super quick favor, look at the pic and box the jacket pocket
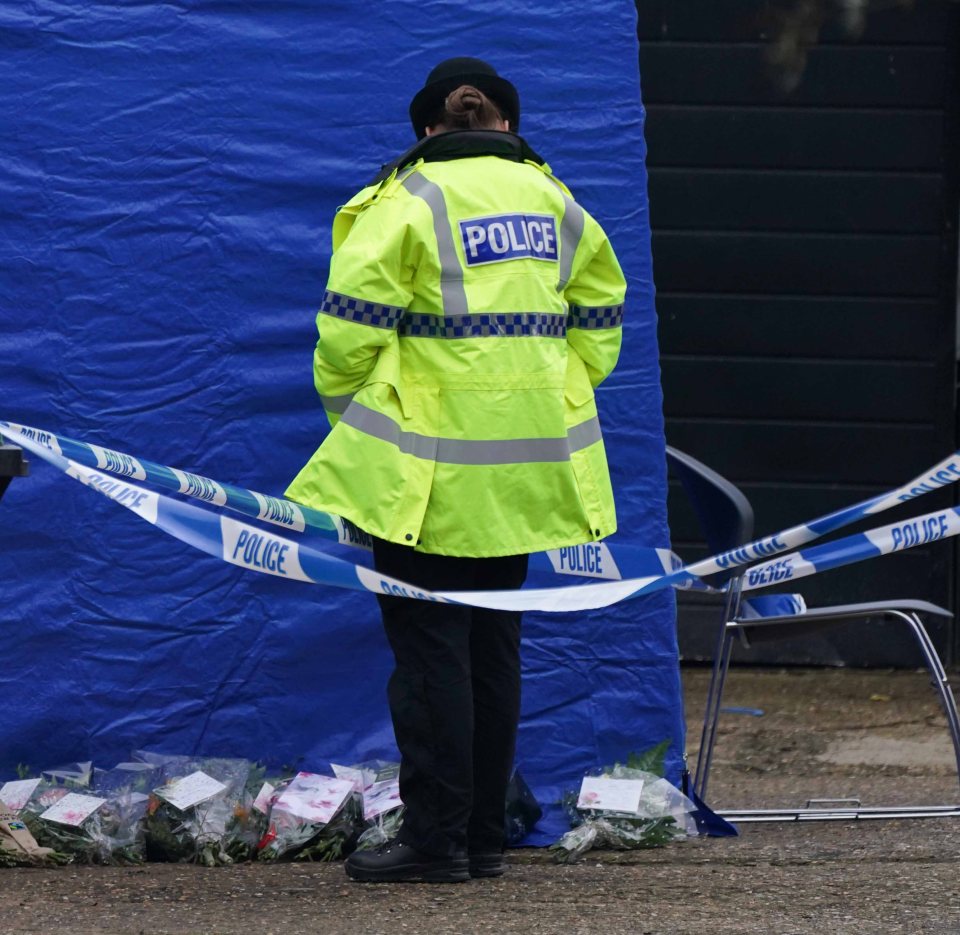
[564,348,596,412]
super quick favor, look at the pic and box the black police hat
[409,56,520,140]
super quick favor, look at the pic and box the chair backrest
[665,446,755,567]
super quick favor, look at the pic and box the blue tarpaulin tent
[0,0,680,843]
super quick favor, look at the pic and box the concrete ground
[4,666,960,934]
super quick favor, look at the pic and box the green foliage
[625,740,671,778]
[553,739,688,862]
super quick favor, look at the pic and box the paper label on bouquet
[156,770,227,810]
[36,787,69,809]
[272,772,354,824]
[373,763,400,782]
[363,779,402,820]
[0,779,41,812]
[576,777,644,814]
[329,764,364,793]
[40,792,107,826]
[252,782,276,814]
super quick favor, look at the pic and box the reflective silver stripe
[568,304,624,329]
[401,172,469,316]
[556,192,585,292]
[400,312,566,339]
[567,417,603,451]
[320,393,354,414]
[319,290,405,329]
[341,403,602,465]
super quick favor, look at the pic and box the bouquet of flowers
[256,771,358,861]
[0,780,65,867]
[0,774,45,816]
[331,760,405,851]
[135,752,259,866]
[551,742,698,864]
[17,762,150,865]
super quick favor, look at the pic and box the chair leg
[695,625,736,801]
[706,607,960,822]
[693,578,744,800]
[892,611,960,791]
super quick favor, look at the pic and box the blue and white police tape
[434,505,960,612]
[5,435,447,601]
[5,419,960,614]
[679,449,960,584]
[6,420,959,590]
[0,420,684,584]
[5,431,683,607]
[0,427,759,607]
[0,420,342,538]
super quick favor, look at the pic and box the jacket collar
[371,130,547,185]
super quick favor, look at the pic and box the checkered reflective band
[319,290,406,330]
[399,312,567,339]
[567,304,624,330]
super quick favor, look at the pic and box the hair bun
[446,85,484,113]
[438,84,504,130]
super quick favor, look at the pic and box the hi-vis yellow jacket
[285,131,626,557]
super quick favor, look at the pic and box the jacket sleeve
[313,192,421,426]
[562,209,626,389]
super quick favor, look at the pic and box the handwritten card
[272,772,354,825]
[576,776,645,815]
[155,770,227,811]
[0,779,41,812]
[40,792,106,827]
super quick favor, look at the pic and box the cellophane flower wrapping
[331,760,405,851]
[256,771,357,861]
[134,751,259,866]
[331,760,404,850]
[19,761,151,864]
[552,743,698,863]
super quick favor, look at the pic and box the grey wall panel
[645,108,944,170]
[652,231,940,296]
[666,420,938,484]
[641,46,946,107]
[648,170,943,233]
[662,358,938,422]
[638,1,954,44]
[641,0,960,664]
[657,296,940,360]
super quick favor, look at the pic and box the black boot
[345,839,469,883]
[468,852,505,878]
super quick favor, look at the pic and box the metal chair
[666,446,960,822]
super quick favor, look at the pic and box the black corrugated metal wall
[637,1,960,664]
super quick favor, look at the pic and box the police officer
[286,57,626,882]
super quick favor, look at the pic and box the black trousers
[372,537,529,858]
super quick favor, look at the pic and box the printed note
[272,772,354,824]
[155,771,227,810]
[576,776,644,814]
[40,792,106,827]
[0,778,41,812]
